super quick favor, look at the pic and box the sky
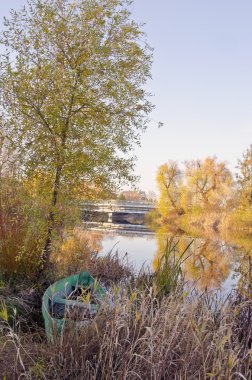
[0,0,252,193]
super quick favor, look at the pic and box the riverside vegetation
[0,178,251,378]
[0,0,251,378]
[0,167,251,378]
[146,147,251,295]
[0,234,251,379]
[153,146,252,236]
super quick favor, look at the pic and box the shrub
[0,177,46,282]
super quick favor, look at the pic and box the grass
[0,189,251,379]
[0,289,251,379]
[154,238,194,298]
[0,178,47,283]
[0,300,8,322]
[0,249,251,380]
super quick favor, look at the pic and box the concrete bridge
[81,200,155,224]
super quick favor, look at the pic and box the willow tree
[0,0,153,268]
[184,157,233,210]
[236,145,252,208]
[156,161,184,217]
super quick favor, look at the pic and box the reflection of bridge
[81,200,156,224]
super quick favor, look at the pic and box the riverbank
[147,207,252,240]
[0,249,251,379]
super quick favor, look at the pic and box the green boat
[42,271,106,340]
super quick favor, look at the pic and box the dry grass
[0,178,47,283]
[51,228,134,288]
[0,203,251,379]
[0,286,251,380]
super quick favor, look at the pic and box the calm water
[85,222,251,293]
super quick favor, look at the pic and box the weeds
[0,177,47,283]
[0,288,251,379]
[154,238,193,298]
[0,217,251,379]
[0,300,8,322]
[0,246,251,379]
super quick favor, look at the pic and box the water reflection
[100,232,156,270]
[153,234,234,291]
[227,231,252,298]
[85,222,251,293]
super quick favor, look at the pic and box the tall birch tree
[0,0,153,268]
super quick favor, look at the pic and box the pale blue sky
[1,0,251,192]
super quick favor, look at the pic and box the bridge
[81,200,156,224]
[81,200,155,213]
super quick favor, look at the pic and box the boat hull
[42,271,106,340]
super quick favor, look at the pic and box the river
[84,221,252,293]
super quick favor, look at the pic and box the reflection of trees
[182,240,231,290]
[153,227,232,291]
[52,228,103,276]
[153,227,180,271]
[237,254,252,299]
[228,232,252,298]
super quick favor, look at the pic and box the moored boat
[42,271,106,340]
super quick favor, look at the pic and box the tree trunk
[41,106,70,273]
[42,164,62,271]
[166,189,183,215]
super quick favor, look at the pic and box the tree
[0,0,153,269]
[184,157,232,210]
[156,161,184,217]
[236,145,252,208]
[0,119,17,180]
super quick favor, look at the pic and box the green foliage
[154,238,193,297]
[0,0,153,269]
[0,0,153,198]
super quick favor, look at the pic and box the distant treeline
[154,145,252,233]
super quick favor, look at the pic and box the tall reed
[1,289,251,379]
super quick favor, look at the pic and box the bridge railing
[82,200,155,204]
[80,200,156,212]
